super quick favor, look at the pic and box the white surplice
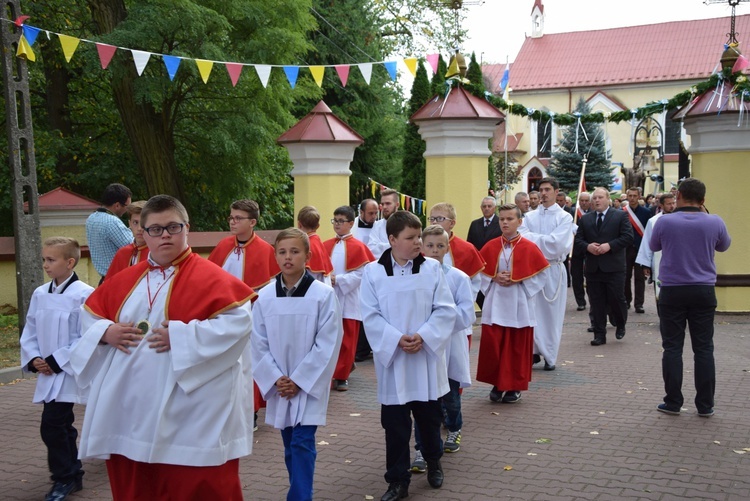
[519,203,574,366]
[330,237,366,321]
[366,219,390,259]
[70,267,254,466]
[251,277,343,429]
[352,217,374,246]
[360,255,455,405]
[636,212,664,297]
[442,265,475,388]
[20,279,94,404]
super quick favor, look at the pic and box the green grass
[0,315,20,369]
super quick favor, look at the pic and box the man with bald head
[353,198,379,246]
[467,196,502,251]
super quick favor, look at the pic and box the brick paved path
[2,288,749,500]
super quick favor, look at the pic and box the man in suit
[571,192,591,310]
[622,187,652,313]
[467,196,502,251]
[575,187,633,346]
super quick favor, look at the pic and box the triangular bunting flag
[195,59,214,84]
[426,53,439,74]
[58,34,80,63]
[357,63,372,85]
[22,25,40,46]
[733,55,749,73]
[131,50,151,76]
[383,61,398,81]
[370,179,377,198]
[162,55,181,81]
[446,56,460,78]
[13,15,30,27]
[283,66,299,88]
[16,35,35,62]
[399,193,405,209]
[403,58,418,77]
[309,66,325,87]
[225,63,243,87]
[96,43,117,70]
[255,65,271,88]
[335,65,350,87]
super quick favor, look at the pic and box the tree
[372,0,464,55]
[401,60,430,199]
[430,54,447,96]
[548,97,612,193]
[465,51,485,97]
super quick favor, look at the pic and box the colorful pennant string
[368,178,427,216]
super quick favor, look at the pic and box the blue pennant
[162,55,181,81]
[284,66,299,88]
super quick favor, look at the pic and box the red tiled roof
[483,14,750,92]
[24,187,99,213]
[410,86,504,122]
[531,0,544,14]
[277,101,364,144]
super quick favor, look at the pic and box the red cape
[449,234,486,278]
[323,234,375,272]
[85,247,256,323]
[480,235,549,282]
[207,233,280,290]
[106,242,149,281]
[306,232,334,276]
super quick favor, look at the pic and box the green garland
[459,68,750,126]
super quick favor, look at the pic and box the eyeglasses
[144,223,185,237]
[331,219,352,225]
[427,216,452,223]
[227,216,252,223]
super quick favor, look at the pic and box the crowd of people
[19,177,730,501]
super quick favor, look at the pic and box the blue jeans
[415,379,461,450]
[659,285,717,413]
[280,425,317,501]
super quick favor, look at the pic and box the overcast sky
[461,0,743,65]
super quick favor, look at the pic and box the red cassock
[448,233,485,278]
[476,235,548,391]
[105,242,149,281]
[306,232,334,277]
[207,233,279,412]
[207,233,280,290]
[323,235,375,381]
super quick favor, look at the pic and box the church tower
[531,0,545,38]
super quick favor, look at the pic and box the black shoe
[590,338,606,346]
[336,379,349,391]
[635,306,645,314]
[426,460,444,488]
[587,326,595,333]
[489,386,503,402]
[381,482,409,501]
[532,354,542,365]
[544,362,555,371]
[577,304,586,311]
[501,391,522,403]
[616,326,626,340]
[45,480,78,501]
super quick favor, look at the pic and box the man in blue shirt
[85,183,133,282]
[650,178,731,418]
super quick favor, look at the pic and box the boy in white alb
[323,206,375,391]
[21,237,94,501]
[70,195,255,500]
[360,211,455,501]
[410,225,475,471]
[252,228,343,501]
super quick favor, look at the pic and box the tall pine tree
[466,52,485,97]
[548,97,612,193]
[401,61,431,199]
[430,54,448,96]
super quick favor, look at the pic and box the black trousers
[659,285,717,413]
[571,254,586,306]
[381,400,443,485]
[625,246,645,308]
[355,322,371,359]
[41,401,83,484]
[586,269,627,339]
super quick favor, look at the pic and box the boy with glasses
[323,206,375,391]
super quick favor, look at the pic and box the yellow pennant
[371,180,377,198]
[445,56,460,79]
[309,66,325,87]
[16,35,35,62]
[399,193,405,209]
[195,59,214,84]
[58,34,80,63]
[403,58,418,77]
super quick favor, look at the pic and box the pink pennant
[426,53,439,74]
[335,65,350,87]
[733,55,749,73]
[96,43,117,70]
[225,63,243,87]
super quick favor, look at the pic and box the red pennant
[96,43,117,70]
[225,63,243,87]
[14,15,30,27]
[733,55,749,73]
[335,65,350,87]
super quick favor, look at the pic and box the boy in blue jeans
[361,211,455,501]
[20,237,94,501]
[251,228,343,501]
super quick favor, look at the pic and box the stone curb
[0,366,29,385]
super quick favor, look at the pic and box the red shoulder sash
[449,234,486,278]
[480,235,549,282]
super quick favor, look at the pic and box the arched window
[528,167,543,192]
